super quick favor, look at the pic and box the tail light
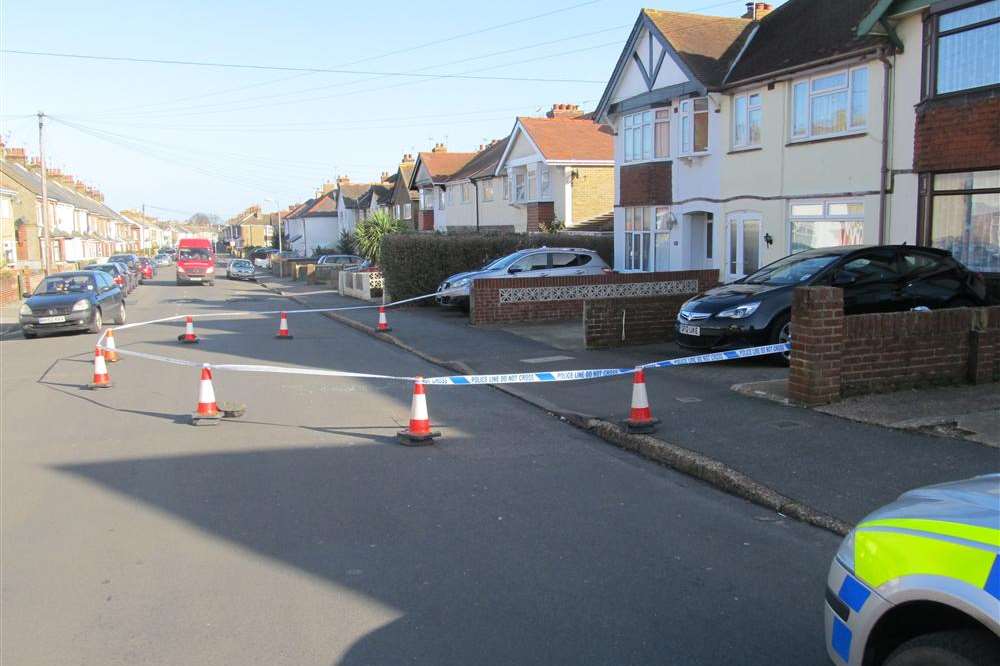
[114,276,124,285]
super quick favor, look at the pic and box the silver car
[317,254,364,266]
[226,259,256,280]
[437,247,610,310]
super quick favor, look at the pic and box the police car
[825,474,999,665]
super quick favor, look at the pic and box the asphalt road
[1,267,841,665]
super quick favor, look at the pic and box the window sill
[727,146,763,155]
[621,157,672,166]
[677,152,710,160]
[786,131,866,147]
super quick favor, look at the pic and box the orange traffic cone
[275,311,293,339]
[624,367,659,433]
[191,364,222,425]
[377,306,391,332]
[178,316,199,344]
[397,377,439,445]
[88,347,112,389]
[103,328,120,362]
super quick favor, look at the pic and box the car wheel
[22,330,37,339]
[115,303,127,325]
[770,313,791,366]
[88,308,103,334]
[884,629,1000,666]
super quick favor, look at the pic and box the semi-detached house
[596,0,998,285]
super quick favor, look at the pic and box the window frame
[789,66,869,142]
[924,0,1000,99]
[732,91,763,149]
[482,179,494,202]
[622,108,671,163]
[679,97,710,156]
[787,199,866,254]
[925,168,1000,274]
[623,206,673,272]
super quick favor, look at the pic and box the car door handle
[574,269,584,274]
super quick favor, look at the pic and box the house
[857,0,999,284]
[494,104,615,232]
[437,138,519,232]
[285,188,338,256]
[335,179,377,238]
[225,206,274,256]
[387,155,418,229]
[408,144,477,231]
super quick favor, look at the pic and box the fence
[339,271,384,301]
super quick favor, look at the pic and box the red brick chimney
[546,103,584,119]
[431,143,447,153]
[742,2,773,19]
[74,180,89,195]
[28,157,42,173]
[337,175,351,187]
[4,146,27,166]
[380,170,390,182]
[400,153,414,165]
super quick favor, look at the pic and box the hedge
[380,232,614,301]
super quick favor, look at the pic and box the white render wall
[885,11,923,245]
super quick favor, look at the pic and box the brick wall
[419,209,434,231]
[0,269,42,305]
[914,92,1000,172]
[789,286,1000,405]
[619,162,671,207]
[525,202,554,232]
[584,294,693,348]
[571,167,614,224]
[471,270,717,327]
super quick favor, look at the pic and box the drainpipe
[878,49,893,245]
[472,180,481,232]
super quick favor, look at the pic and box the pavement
[0,299,23,337]
[258,273,1000,529]
[2,266,842,664]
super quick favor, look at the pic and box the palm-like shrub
[337,229,357,255]
[355,211,406,263]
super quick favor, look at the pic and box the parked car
[226,259,256,280]
[90,263,132,294]
[675,245,990,363]
[19,271,126,338]
[316,254,364,266]
[109,253,140,279]
[250,247,279,269]
[176,238,216,285]
[137,256,157,282]
[437,247,611,310]
[824,474,999,666]
[154,253,172,266]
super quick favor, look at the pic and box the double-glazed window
[930,0,1000,95]
[732,92,762,148]
[460,182,472,204]
[403,203,412,219]
[680,98,708,154]
[791,67,868,140]
[622,109,670,162]
[929,169,999,273]
[420,188,434,210]
[624,206,672,271]
[789,200,865,253]
[482,179,494,202]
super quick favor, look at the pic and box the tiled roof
[643,9,753,88]
[725,0,885,84]
[516,117,614,162]
[447,138,509,182]
[0,159,123,221]
[339,183,374,209]
[301,190,338,217]
[416,151,477,182]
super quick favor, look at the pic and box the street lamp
[263,197,282,253]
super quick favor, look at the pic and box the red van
[175,238,216,286]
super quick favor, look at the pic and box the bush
[355,211,406,263]
[337,230,356,255]
[380,232,614,301]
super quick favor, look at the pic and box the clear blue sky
[1,0,782,220]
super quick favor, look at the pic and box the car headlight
[453,277,471,288]
[19,303,32,316]
[177,265,186,272]
[717,301,761,319]
[206,267,215,273]
[836,529,856,572]
[72,299,91,311]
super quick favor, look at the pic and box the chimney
[742,2,772,20]
[380,170,391,182]
[46,168,62,180]
[546,103,583,119]
[337,174,351,187]
[400,153,414,165]
[56,173,75,187]
[317,180,337,196]
[28,157,42,173]
[4,146,27,166]
[431,143,447,153]
[74,180,89,195]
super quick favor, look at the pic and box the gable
[608,24,690,106]
[506,128,541,163]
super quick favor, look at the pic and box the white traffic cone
[89,347,112,389]
[624,367,659,433]
[377,306,391,332]
[103,328,120,362]
[275,311,293,339]
[178,316,199,344]
[397,377,439,445]
[191,364,222,425]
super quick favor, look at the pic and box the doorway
[726,212,761,280]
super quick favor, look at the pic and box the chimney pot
[431,143,447,152]
[4,146,27,166]
[546,103,583,118]
[742,2,772,19]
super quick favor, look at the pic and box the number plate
[188,276,202,281]
[678,324,700,336]
[38,315,66,324]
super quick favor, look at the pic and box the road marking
[520,355,574,364]
[675,396,702,403]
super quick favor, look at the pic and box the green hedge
[380,233,614,301]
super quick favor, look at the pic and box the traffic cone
[377,306,391,332]
[397,377,439,445]
[88,347,112,389]
[275,311,293,339]
[177,316,199,344]
[624,367,659,433]
[191,364,222,425]
[103,328,120,362]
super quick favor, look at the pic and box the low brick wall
[789,286,1000,405]
[1,269,44,305]
[470,270,717,327]
[585,295,690,348]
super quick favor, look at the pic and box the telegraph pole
[38,112,52,275]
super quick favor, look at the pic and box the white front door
[726,213,761,280]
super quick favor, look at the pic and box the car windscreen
[482,252,527,271]
[179,248,212,260]
[34,275,95,294]
[92,265,117,274]
[742,253,841,286]
[232,261,252,268]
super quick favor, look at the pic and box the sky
[0,0,784,220]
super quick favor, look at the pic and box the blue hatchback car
[19,271,126,339]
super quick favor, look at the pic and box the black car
[109,253,141,280]
[19,271,126,339]
[90,263,131,293]
[675,245,990,362]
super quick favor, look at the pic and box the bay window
[680,98,709,154]
[931,0,1000,95]
[503,176,510,201]
[791,66,868,140]
[929,170,999,274]
[527,168,537,200]
[622,108,670,162]
[438,189,445,210]
[789,200,865,252]
[420,188,433,210]
[624,206,673,272]
[513,172,525,202]
[732,92,762,148]
[540,166,550,198]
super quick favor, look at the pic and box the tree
[188,212,220,226]
[337,229,356,255]
[354,211,406,264]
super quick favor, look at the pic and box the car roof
[45,271,98,278]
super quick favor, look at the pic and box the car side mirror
[833,272,856,286]
[22,292,30,299]
[508,267,523,274]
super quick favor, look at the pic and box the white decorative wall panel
[498,279,698,304]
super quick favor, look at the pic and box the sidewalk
[258,275,998,531]
[0,300,22,337]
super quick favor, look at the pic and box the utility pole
[38,112,52,275]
